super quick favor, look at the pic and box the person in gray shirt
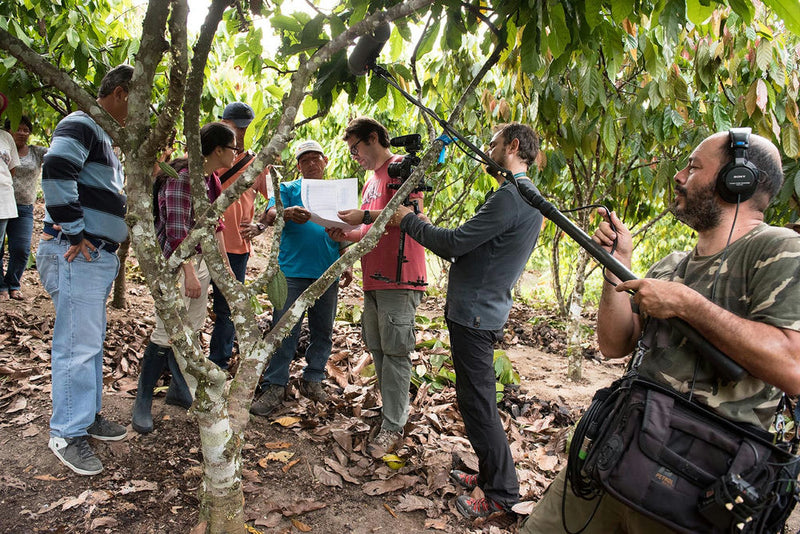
[390,123,543,519]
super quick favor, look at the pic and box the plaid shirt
[156,167,224,259]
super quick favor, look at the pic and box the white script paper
[300,178,359,230]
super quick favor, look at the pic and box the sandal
[9,290,23,301]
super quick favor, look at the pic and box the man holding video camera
[390,122,544,519]
[521,129,800,533]
[332,117,427,458]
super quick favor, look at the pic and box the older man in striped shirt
[37,64,132,476]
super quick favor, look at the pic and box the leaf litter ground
[0,214,704,534]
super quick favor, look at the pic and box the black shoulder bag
[567,346,800,534]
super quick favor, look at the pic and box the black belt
[43,223,120,254]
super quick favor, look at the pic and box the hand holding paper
[300,178,359,230]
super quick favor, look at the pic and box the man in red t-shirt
[330,117,426,457]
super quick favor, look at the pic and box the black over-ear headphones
[715,127,759,203]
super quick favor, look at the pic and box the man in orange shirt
[210,102,270,369]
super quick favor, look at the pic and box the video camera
[387,134,423,181]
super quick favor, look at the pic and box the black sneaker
[455,495,504,519]
[86,413,128,441]
[250,385,285,417]
[298,379,329,402]
[49,436,103,476]
[450,469,478,490]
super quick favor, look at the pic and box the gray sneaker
[367,428,403,458]
[250,385,285,417]
[86,413,128,441]
[49,436,103,476]
[298,379,329,402]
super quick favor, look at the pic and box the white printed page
[300,178,359,230]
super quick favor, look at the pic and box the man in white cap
[250,140,352,416]
[209,102,269,370]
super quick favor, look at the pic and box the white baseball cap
[295,140,325,160]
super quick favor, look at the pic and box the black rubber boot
[165,349,193,409]
[131,342,168,434]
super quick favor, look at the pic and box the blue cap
[221,102,255,128]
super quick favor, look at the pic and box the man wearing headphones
[522,129,800,533]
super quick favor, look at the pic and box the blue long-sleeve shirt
[42,111,127,245]
[401,178,543,330]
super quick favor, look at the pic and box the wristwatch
[362,210,372,224]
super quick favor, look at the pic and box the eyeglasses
[226,145,242,155]
[348,138,363,156]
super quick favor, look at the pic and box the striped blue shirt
[42,111,127,245]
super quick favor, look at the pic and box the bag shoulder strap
[219,151,255,185]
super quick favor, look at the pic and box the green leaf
[546,4,570,58]
[610,0,634,22]
[755,39,772,72]
[267,270,288,310]
[686,0,716,25]
[66,27,79,48]
[782,125,800,159]
[601,115,617,154]
[520,23,542,73]
[270,14,303,33]
[301,95,318,118]
[729,0,755,24]
[430,352,447,373]
[764,0,800,36]
[580,67,599,108]
[416,20,440,58]
[584,0,604,29]
[712,104,732,132]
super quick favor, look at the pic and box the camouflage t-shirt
[637,223,800,429]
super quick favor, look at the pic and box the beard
[671,181,722,232]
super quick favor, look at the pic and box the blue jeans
[261,277,338,387]
[0,204,34,291]
[209,252,249,369]
[37,237,119,438]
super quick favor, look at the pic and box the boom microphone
[348,22,391,76]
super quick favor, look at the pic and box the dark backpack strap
[219,151,255,185]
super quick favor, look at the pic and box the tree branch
[0,27,121,144]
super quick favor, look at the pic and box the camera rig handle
[368,63,747,382]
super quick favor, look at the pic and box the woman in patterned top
[2,115,47,300]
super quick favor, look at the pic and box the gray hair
[98,65,134,98]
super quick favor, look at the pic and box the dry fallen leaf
[254,512,283,528]
[89,517,119,530]
[395,494,434,513]
[267,451,294,463]
[5,396,26,414]
[424,518,449,531]
[312,465,343,488]
[272,416,301,427]
[117,480,158,494]
[362,475,419,496]
[62,490,91,510]
[282,499,327,516]
[291,518,312,532]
